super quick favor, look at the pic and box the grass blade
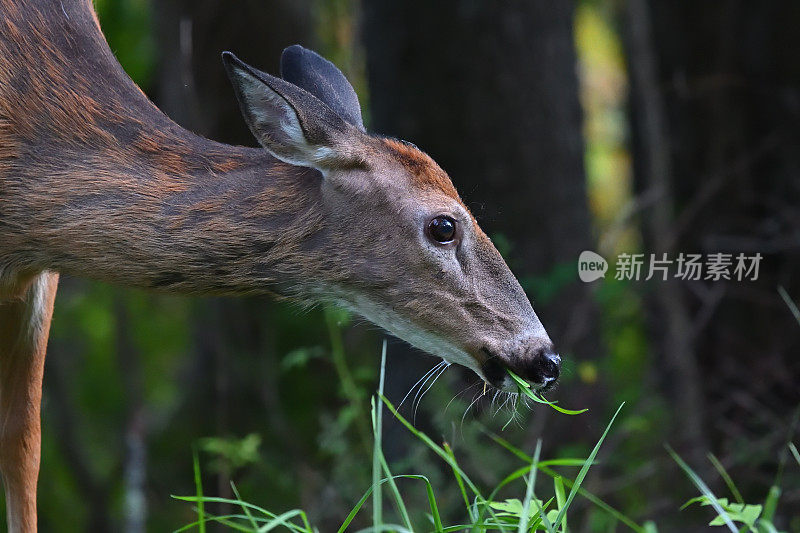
[353,525,414,533]
[258,510,308,533]
[507,370,587,415]
[486,431,644,533]
[397,474,443,532]
[707,453,744,505]
[762,485,781,523]
[372,341,414,530]
[778,286,800,325]
[173,514,258,533]
[554,476,566,533]
[173,497,283,520]
[475,465,535,527]
[380,394,483,499]
[444,443,473,519]
[379,395,509,531]
[193,447,206,533]
[666,445,737,533]
[526,392,589,415]
[337,475,441,533]
[789,442,800,467]
[643,521,658,533]
[372,341,387,530]
[230,482,259,531]
[518,440,541,533]
[376,449,413,529]
[552,403,625,530]
[338,479,383,533]
[521,440,555,533]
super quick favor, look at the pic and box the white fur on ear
[230,68,338,168]
[224,52,361,173]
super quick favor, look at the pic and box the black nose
[512,347,561,385]
[540,350,561,382]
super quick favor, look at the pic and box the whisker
[522,395,532,409]
[460,390,483,438]
[409,361,446,413]
[413,362,450,423]
[492,392,506,417]
[498,393,512,416]
[445,381,480,414]
[503,404,516,428]
[509,394,525,429]
[461,390,483,427]
[398,361,444,410]
[512,405,524,429]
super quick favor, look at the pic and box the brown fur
[0,272,58,533]
[380,138,462,200]
[0,0,327,295]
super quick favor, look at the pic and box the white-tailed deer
[0,0,560,530]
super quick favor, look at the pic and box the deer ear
[280,45,365,131]
[222,51,363,171]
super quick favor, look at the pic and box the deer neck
[2,77,330,295]
[8,127,329,294]
[0,0,333,295]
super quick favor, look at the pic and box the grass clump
[171,286,800,532]
[174,342,631,532]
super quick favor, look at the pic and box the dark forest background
[8,0,799,531]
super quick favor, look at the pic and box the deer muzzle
[480,334,561,392]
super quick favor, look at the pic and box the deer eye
[427,216,457,243]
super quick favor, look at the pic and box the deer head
[223,46,560,392]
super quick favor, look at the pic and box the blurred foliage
[94,0,156,89]
[200,434,262,474]
[575,2,639,256]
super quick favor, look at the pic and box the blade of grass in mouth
[507,369,588,415]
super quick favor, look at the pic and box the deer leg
[0,271,59,533]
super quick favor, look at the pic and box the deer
[0,0,562,530]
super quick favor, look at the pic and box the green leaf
[680,495,711,511]
[281,346,326,371]
[490,498,525,515]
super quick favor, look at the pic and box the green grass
[173,359,800,532]
[173,350,800,532]
[173,290,800,532]
[173,343,634,532]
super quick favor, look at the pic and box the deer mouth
[479,350,513,390]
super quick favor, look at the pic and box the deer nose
[539,350,561,382]
[510,346,561,386]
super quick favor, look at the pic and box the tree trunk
[154,0,315,144]
[624,0,708,462]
